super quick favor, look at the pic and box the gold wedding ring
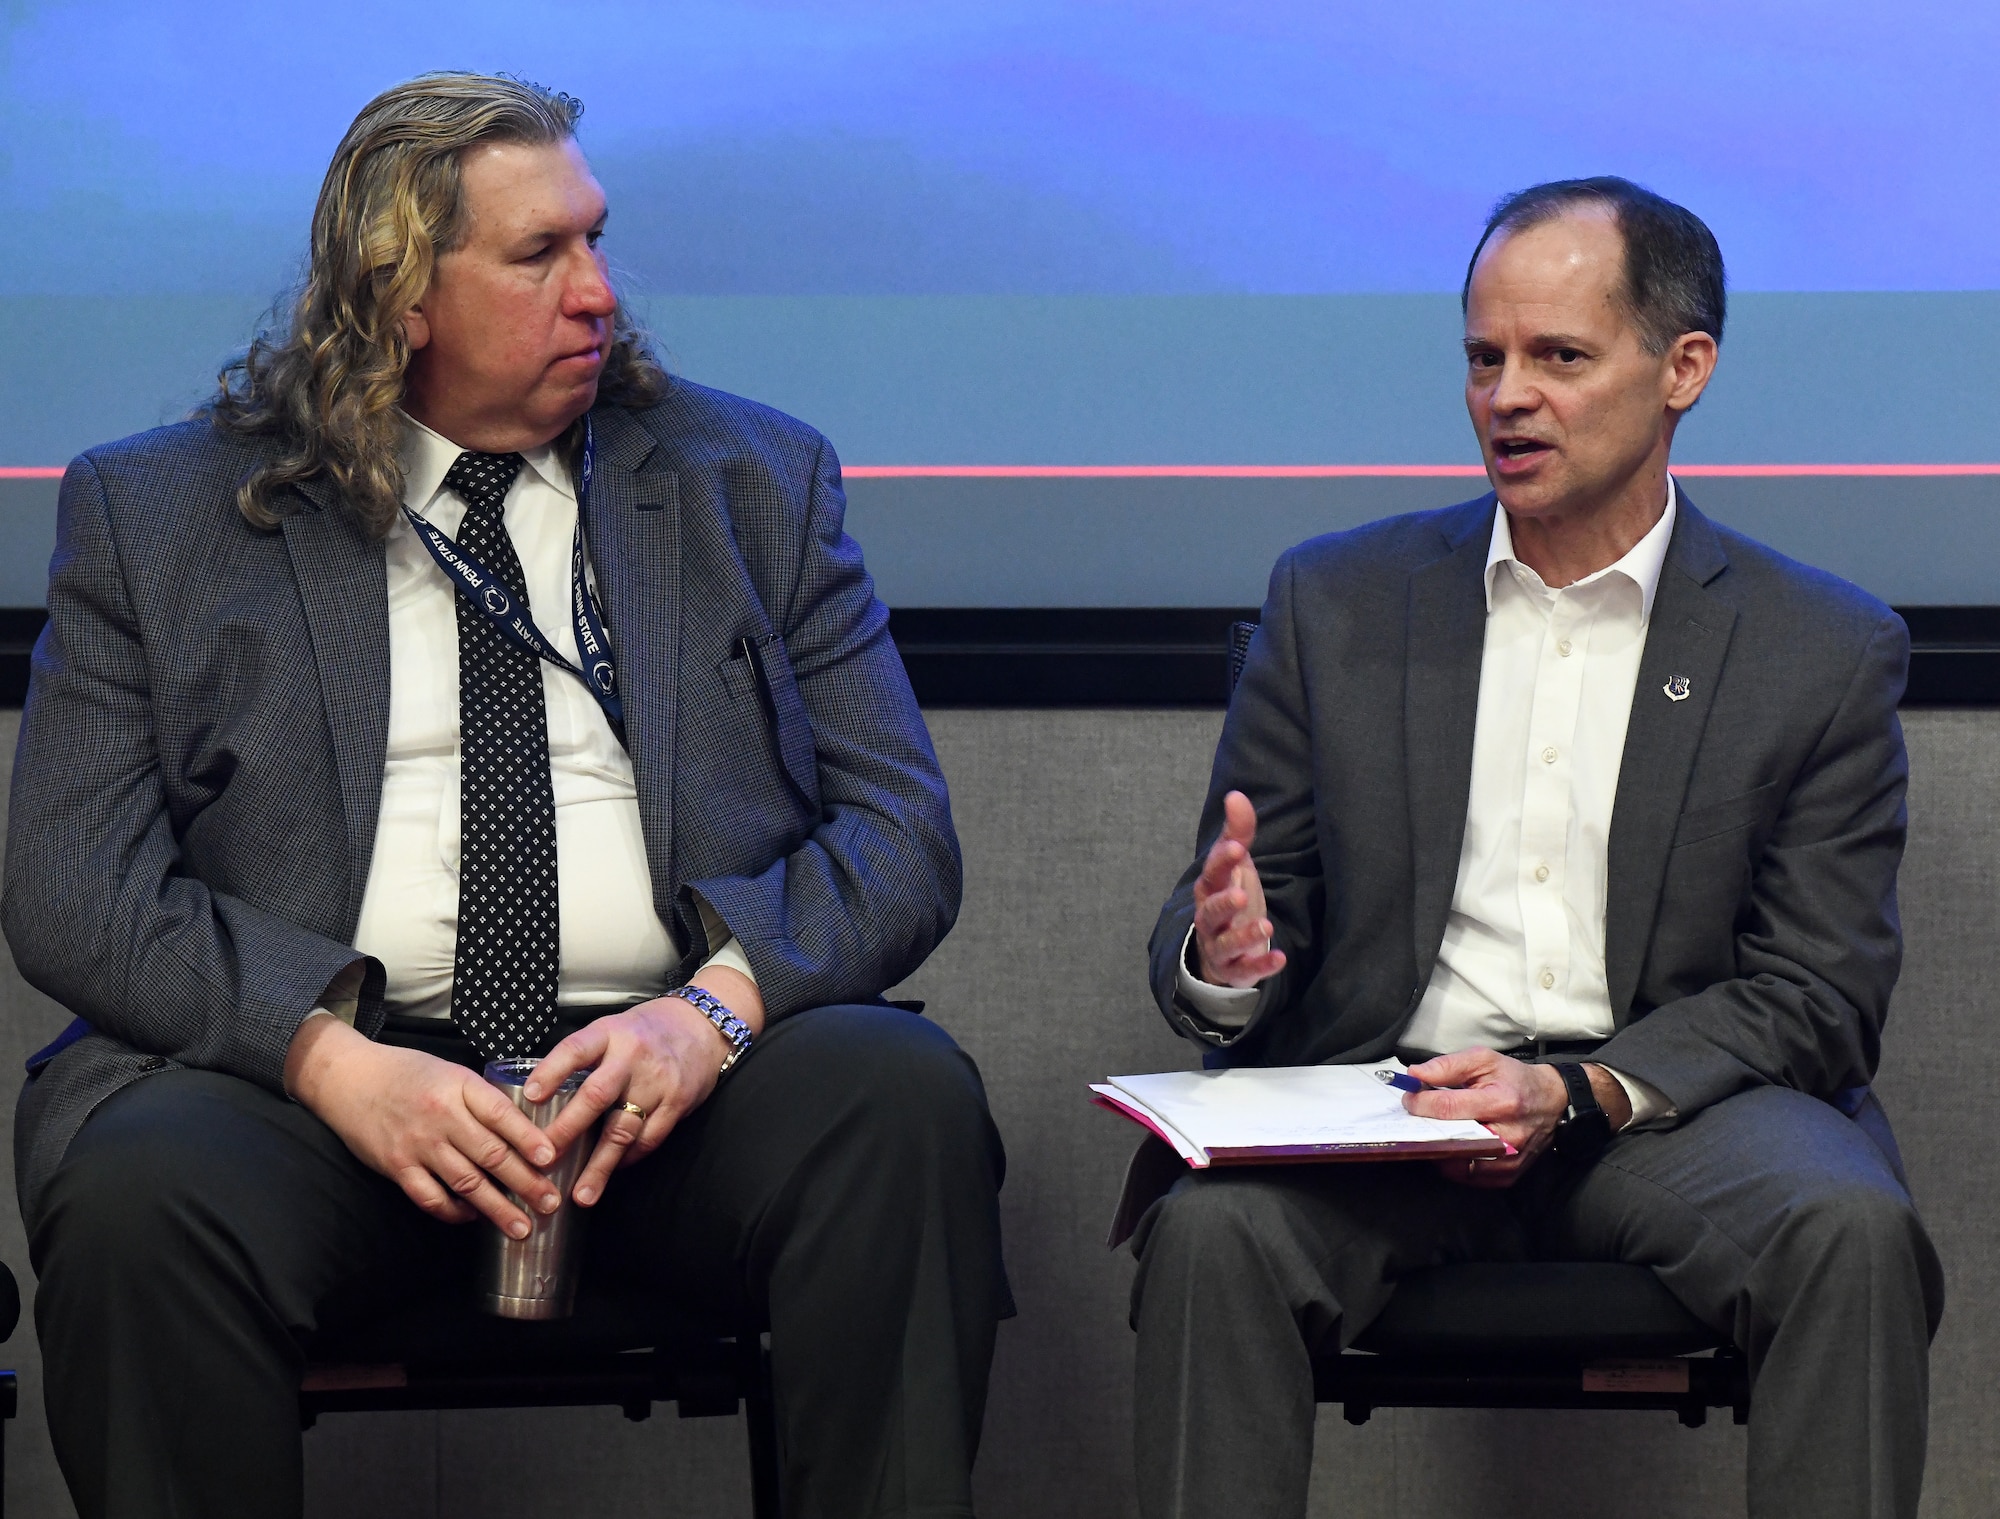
[615,1101,648,1121]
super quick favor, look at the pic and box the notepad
[1090,1061,1508,1168]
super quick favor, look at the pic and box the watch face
[1553,1109,1613,1160]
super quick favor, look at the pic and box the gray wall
[0,706,1992,1517]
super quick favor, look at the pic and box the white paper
[1095,1060,1496,1165]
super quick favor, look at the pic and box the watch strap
[1549,1061,1612,1160]
[1553,1061,1600,1120]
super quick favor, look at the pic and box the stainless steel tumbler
[477,1057,591,1320]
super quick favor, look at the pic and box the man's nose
[565,253,617,319]
[1490,355,1538,414]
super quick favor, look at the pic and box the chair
[300,1286,779,1518]
[1223,619,1750,1432]
[1321,1262,1747,1427]
[0,1261,17,1514]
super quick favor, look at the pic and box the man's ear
[401,302,431,353]
[1664,331,1718,415]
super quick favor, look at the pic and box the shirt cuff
[690,893,760,989]
[312,961,366,1028]
[696,935,758,988]
[1174,926,1259,1029]
[1600,1065,1677,1130]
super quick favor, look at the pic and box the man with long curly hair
[5,72,1008,1519]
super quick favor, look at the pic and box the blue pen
[1374,1069,1425,1094]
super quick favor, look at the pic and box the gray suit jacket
[1149,492,1908,1122]
[6,382,961,1230]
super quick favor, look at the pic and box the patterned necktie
[442,450,560,1058]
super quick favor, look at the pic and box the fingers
[401,1147,534,1236]
[1221,790,1257,849]
[543,1051,634,1156]
[462,1075,556,1169]
[573,1105,650,1206]
[452,1114,562,1218]
[1195,792,1260,898]
[1437,1153,1530,1190]
[537,1026,627,1154]
[394,1164,476,1225]
[525,1023,610,1105]
[1405,1085,1502,1122]
[1195,894,1272,956]
[1200,942,1286,989]
[1406,1047,1502,1087]
[1402,1049,1516,1121]
[1195,834,1247,898]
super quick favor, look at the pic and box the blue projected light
[3,3,1999,608]
[2,0,1998,295]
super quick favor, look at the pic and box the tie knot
[443,450,525,521]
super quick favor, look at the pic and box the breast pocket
[1671,781,1778,849]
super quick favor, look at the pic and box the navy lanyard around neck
[401,418,624,735]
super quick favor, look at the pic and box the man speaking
[1134,179,1942,1518]
[6,73,1008,1518]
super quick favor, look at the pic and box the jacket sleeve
[1,454,379,1092]
[1147,547,1325,1049]
[683,437,962,1017]
[1592,612,1909,1117]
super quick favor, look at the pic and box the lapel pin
[1663,674,1692,702]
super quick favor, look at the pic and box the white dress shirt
[343,415,754,1020]
[1180,484,1681,1126]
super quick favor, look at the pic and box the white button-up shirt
[344,415,753,1019]
[1181,485,1681,1124]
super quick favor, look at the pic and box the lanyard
[402,418,624,734]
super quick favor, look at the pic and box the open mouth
[1492,438,1553,466]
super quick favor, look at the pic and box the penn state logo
[1663,673,1692,702]
[482,585,511,617]
[592,660,616,694]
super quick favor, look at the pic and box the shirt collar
[1483,476,1678,622]
[396,411,575,514]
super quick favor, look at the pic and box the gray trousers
[1129,1086,1943,1519]
[31,1004,1012,1519]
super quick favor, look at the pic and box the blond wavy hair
[208,72,667,536]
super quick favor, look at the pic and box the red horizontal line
[1673,463,2000,477]
[843,463,2000,479]
[5,463,2000,481]
[843,464,1487,478]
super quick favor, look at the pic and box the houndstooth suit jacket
[4,381,962,1230]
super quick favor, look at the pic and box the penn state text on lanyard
[401,418,624,736]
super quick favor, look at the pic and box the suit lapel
[1405,502,1496,982]
[583,407,683,914]
[279,481,390,937]
[1604,497,1737,1020]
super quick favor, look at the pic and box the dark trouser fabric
[1129,1087,1944,1519]
[30,1004,1011,1519]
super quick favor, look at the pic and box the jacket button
[137,1056,168,1072]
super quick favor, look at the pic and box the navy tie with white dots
[442,449,560,1058]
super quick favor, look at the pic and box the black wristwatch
[1549,1062,1613,1161]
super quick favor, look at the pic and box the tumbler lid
[482,1056,589,1093]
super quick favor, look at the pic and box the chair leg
[0,1368,14,1519]
[742,1338,780,1519]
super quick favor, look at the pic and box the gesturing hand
[1193,790,1287,988]
[527,966,764,1208]
[284,1015,561,1237]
